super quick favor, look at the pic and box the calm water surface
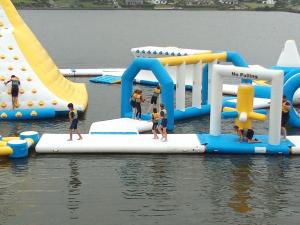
[0,10,300,225]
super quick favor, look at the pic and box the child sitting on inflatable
[234,125,261,143]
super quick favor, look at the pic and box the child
[234,125,260,143]
[148,85,161,112]
[4,75,20,109]
[67,103,83,141]
[158,103,168,142]
[151,108,160,139]
[130,89,138,119]
[281,95,291,140]
[134,90,145,120]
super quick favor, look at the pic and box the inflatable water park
[2,0,300,157]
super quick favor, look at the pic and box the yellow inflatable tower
[0,0,88,112]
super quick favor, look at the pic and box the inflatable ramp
[0,0,88,114]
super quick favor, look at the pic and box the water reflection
[67,159,82,220]
[228,158,253,213]
[119,156,177,217]
[0,157,27,224]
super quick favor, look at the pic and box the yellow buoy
[8,46,13,50]
[0,76,5,81]
[32,88,37,94]
[2,137,19,142]
[27,76,32,81]
[8,66,13,71]
[1,102,7,108]
[7,90,11,95]
[0,141,7,146]
[0,22,3,27]
[0,146,13,156]
[20,89,25,94]
[21,66,26,71]
[39,101,45,106]
[25,138,34,147]
[30,111,37,117]
[1,113,7,119]
[27,101,33,107]
[15,112,22,118]
[51,100,57,105]
[13,56,19,60]
[0,55,5,59]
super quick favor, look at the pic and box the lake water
[0,10,300,225]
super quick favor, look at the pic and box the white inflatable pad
[89,118,153,134]
[35,134,205,154]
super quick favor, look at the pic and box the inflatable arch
[121,58,174,130]
[0,0,88,117]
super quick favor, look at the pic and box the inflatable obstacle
[36,64,300,155]
[0,131,39,158]
[0,0,88,119]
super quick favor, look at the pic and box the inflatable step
[90,75,121,84]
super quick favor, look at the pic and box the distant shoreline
[16,7,300,14]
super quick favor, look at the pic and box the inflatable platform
[0,0,88,120]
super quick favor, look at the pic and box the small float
[0,131,39,158]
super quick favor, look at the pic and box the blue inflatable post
[121,58,174,130]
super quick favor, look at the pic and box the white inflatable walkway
[36,134,204,154]
[0,0,87,111]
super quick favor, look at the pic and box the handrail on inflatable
[159,52,226,66]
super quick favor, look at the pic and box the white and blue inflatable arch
[121,58,174,130]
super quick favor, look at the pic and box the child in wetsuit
[152,108,160,139]
[67,103,83,141]
[234,125,260,143]
[281,95,291,140]
[158,103,168,142]
[148,85,161,112]
[134,90,145,120]
[130,89,138,119]
[4,75,20,109]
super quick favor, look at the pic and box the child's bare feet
[67,139,72,141]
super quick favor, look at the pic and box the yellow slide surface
[0,0,88,111]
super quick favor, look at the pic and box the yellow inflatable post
[223,84,267,129]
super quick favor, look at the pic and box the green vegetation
[11,0,300,12]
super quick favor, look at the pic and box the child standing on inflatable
[148,85,161,112]
[4,75,20,109]
[130,89,138,119]
[134,90,145,120]
[281,95,291,140]
[158,103,168,142]
[151,108,160,139]
[67,103,83,141]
